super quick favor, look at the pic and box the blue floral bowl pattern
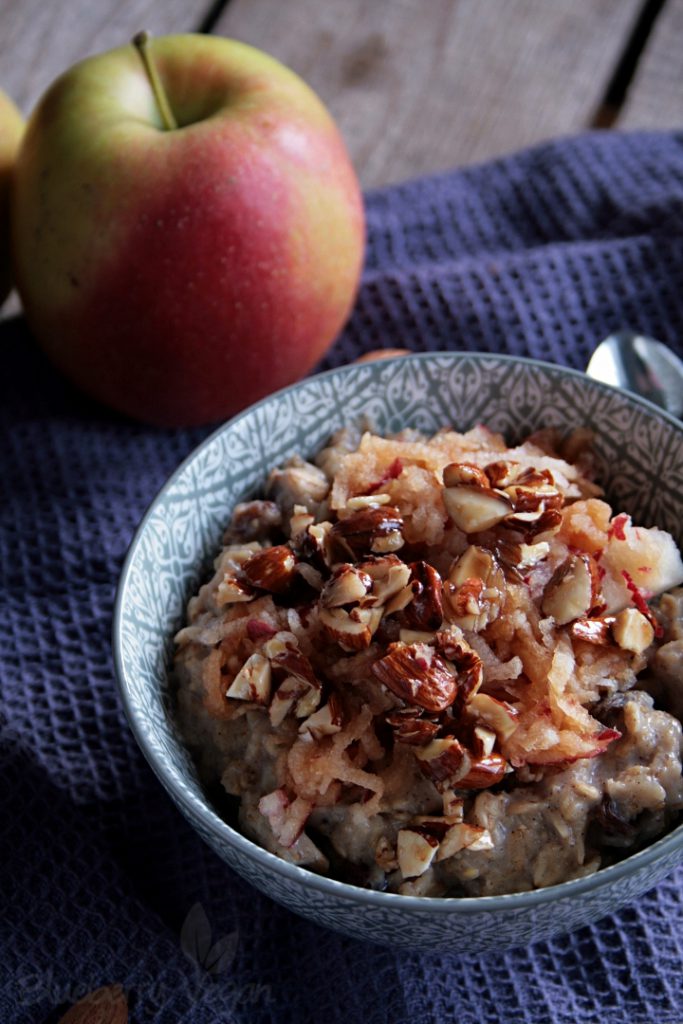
[113,353,683,951]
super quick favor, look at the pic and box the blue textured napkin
[3,130,683,1024]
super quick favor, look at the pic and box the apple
[11,34,364,426]
[0,89,23,306]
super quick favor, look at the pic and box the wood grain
[215,0,643,187]
[0,0,212,115]
[618,0,683,130]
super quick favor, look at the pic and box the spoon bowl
[586,330,683,418]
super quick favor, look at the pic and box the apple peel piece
[600,520,683,614]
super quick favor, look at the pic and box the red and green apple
[12,34,364,426]
[0,88,23,306]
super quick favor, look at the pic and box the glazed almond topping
[612,608,655,654]
[542,553,603,624]
[175,425,683,897]
[442,482,512,534]
[330,505,405,558]
[225,652,272,705]
[321,564,372,607]
[444,545,505,631]
[402,561,444,631]
[319,605,381,651]
[467,693,519,741]
[372,643,459,712]
[241,545,298,594]
[397,827,440,878]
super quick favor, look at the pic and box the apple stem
[132,31,178,131]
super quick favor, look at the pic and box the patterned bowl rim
[113,350,683,915]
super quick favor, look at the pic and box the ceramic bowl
[113,352,683,951]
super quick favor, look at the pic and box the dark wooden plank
[0,0,212,115]
[618,0,683,129]
[215,0,643,187]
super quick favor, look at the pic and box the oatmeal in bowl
[114,352,683,949]
[174,421,683,898]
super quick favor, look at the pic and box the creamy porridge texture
[174,425,683,896]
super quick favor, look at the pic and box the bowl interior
[114,352,683,908]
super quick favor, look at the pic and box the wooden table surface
[1,0,681,191]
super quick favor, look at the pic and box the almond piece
[299,693,344,739]
[443,576,484,622]
[331,506,404,559]
[468,692,519,741]
[433,623,471,660]
[457,752,508,789]
[484,460,520,488]
[515,466,557,487]
[295,682,323,719]
[541,553,601,625]
[58,985,128,1024]
[399,628,437,644]
[436,823,492,862]
[372,642,458,712]
[402,561,444,631]
[345,493,392,509]
[302,521,336,567]
[415,737,471,782]
[385,708,440,745]
[384,583,416,615]
[442,482,512,534]
[444,545,505,630]
[258,789,312,848]
[504,507,562,538]
[266,635,318,686]
[319,605,379,651]
[397,827,439,878]
[359,555,412,608]
[226,652,272,704]
[289,504,315,540]
[505,480,562,513]
[448,545,501,586]
[430,627,484,707]
[265,635,321,717]
[263,629,295,659]
[241,545,297,594]
[371,532,406,554]
[467,830,496,851]
[516,541,551,568]
[441,790,465,818]
[612,608,655,654]
[443,462,490,488]
[321,564,372,607]
[570,616,616,645]
[453,649,484,707]
[472,724,497,756]
[269,675,308,727]
[216,574,256,605]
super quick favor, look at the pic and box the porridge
[174,424,683,896]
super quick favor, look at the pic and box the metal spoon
[586,330,683,419]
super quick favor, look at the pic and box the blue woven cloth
[3,130,683,1024]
